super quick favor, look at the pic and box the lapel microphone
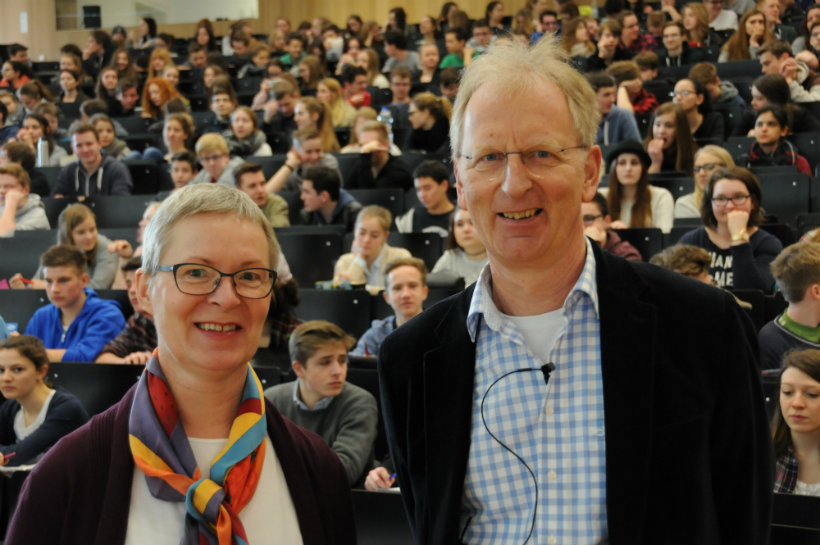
[541,362,556,385]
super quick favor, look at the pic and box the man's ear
[135,268,153,315]
[454,161,468,210]
[581,146,602,202]
[80,272,90,288]
[292,360,306,380]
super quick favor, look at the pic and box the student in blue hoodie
[24,245,125,362]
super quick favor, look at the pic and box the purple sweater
[6,386,357,545]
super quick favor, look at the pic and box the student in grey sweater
[0,164,49,237]
[264,320,378,486]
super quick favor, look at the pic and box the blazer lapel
[595,248,657,544]
[421,287,477,543]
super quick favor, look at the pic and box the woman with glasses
[599,139,674,234]
[674,145,735,218]
[678,166,781,291]
[672,78,725,141]
[5,184,355,544]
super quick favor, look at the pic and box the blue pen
[389,472,397,480]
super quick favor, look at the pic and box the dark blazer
[379,243,773,545]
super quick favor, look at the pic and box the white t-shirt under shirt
[125,436,303,545]
[505,309,565,364]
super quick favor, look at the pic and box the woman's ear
[135,268,153,315]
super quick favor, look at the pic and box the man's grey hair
[141,184,280,278]
[450,35,601,160]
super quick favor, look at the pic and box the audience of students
[4,5,820,511]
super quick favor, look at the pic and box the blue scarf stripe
[209,411,268,483]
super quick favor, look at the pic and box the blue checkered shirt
[460,239,607,545]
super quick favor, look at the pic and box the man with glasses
[657,21,706,66]
[379,38,772,545]
[618,11,657,54]
[191,133,244,186]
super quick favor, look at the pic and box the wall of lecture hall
[2,0,591,61]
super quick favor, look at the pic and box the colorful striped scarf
[129,356,267,545]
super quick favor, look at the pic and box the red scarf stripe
[147,373,179,437]
[237,397,262,416]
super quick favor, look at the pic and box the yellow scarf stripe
[192,478,223,514]
[130,435,175,472]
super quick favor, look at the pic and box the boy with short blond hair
[352,257,429,356]
[759,242,820,368]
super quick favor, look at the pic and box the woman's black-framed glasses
[157,263,276,299]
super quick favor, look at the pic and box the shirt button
[548,536,557,545]
[547,470,557,481]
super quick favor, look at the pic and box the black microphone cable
[476,362,556,545]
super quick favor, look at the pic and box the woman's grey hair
[450,35,601,160]
[141,184,280,277]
